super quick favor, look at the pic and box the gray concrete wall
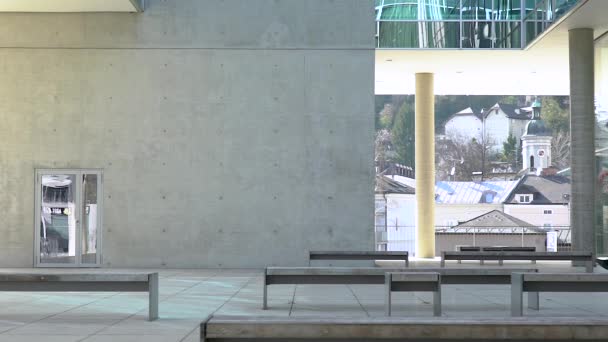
[0,0,376,267]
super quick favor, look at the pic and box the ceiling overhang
[0,0,143,12]
[376,0,606,95]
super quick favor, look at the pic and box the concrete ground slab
[0,263,606,341]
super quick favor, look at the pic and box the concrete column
[415,73,435,258]
[569,28,595,255]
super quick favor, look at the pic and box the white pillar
[415,73,435,258]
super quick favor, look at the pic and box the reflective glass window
[595,34,608,255]
[492,0,522,19]
[378,1,419,20]
[462,21,493,48]
[378,21,460,48]
[495,21,522,48]
[462,0,493,20]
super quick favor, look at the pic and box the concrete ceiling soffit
[0,0,144,12]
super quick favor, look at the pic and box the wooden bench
[441,251,593,272]
[201,316,608,341]
[263,267,538,310]
[385,272,441,317]
[308,251,409,267]
[511,273,608,317]
[0,271,159,320]
[456,246,537,265]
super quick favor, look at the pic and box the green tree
[501,134,518,167]
[541,97,570,133]
[391,100,415,167]
[434,95,502,133]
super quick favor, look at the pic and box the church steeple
[521,98,553,172]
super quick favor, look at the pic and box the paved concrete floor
[1,261,607,341]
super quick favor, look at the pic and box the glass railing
[375,0,581,49]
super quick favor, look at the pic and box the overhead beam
[128,0,144,12]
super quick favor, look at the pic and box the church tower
[521,99,552,171]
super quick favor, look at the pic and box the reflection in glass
[81,174,98,264]
[462,21,493,48]
[378,21,460,48]
[492,0,522,19]
[462,0,492,20]
[375,0,582,49]
[40,175,77,264]
[376,0,461,20]
[595,34,608,255]
[495,21,521,48]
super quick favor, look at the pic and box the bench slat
[390,273,440,282]
[0,281,149,292]
[0,273,150,282]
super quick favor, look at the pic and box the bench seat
[309,251,409,267]
[512,273,608,316]
[202,316,608,341]
[0,271,159,320]
[441,251,593,272]
[263,267,538,309]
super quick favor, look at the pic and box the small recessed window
[518,194,532,203]
[544,210,553,214]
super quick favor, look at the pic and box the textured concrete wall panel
[0,0,375,267]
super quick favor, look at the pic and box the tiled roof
[454,209,538,229]
[505,175,571,204]
[375,175,415,195]
[435,180,520,204]
[484,103,531,120]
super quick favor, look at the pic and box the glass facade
[595,34,608,256]
[375,0,581,49]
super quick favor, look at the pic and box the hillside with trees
[375,95,570,181]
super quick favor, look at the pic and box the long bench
[308,251,409,267]
[458,246,537,265]
[441,251,594,272]
[0,271,159,320]
[459,246,536,252]
[511,272,608,317]
[201,316,608,341]
[263,267,538,310]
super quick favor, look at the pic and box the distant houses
[375,174,570,254]
[376,100,570,255]
[504,174,571,229]
[444,103,532,152]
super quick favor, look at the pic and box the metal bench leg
[262,270,268,310]
[148,273,159,321]
[499,259,503,266]
[385,273,392,316]
[586,260,594,273]
[405,258,409,268]
[480,260,485,265]
[531,259,536,264]
[528,292,539,310]
[511,273,523,317]
[440,253,446,267]
[433,285,442,317]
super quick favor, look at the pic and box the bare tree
[436,134,496,181]
[375,129,398,173]
[552,131,570,170]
